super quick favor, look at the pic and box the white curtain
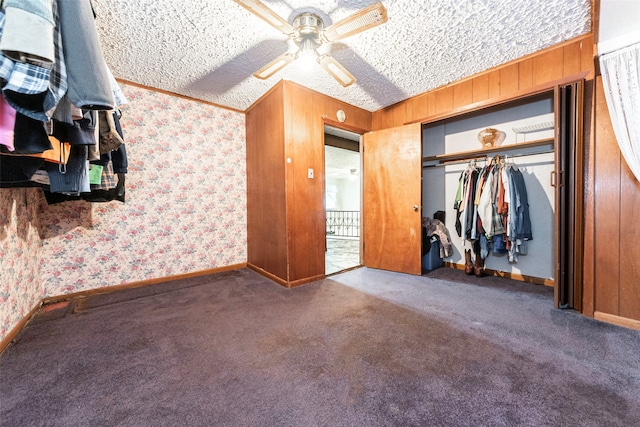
[600,42,640,182]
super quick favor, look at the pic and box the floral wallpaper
[1,85,247,342]
[0,188,45,340]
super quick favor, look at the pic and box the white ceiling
[325,145,360,179]
[324,125,361,178]
[94,0,591,113]
[325,124,360,142]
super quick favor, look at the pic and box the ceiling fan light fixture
[296,38,320,70]
[236,0,388,87]
[254,53,295,79]
[296,38,318,58]
[322,2,388,42]
[318,55,356,87]
[233,0,295,35]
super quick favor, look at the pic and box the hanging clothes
[504,163,532,262]
[453,155,533,264]
[57,0,114,110]
[0,2,67,122]
[0,0,129,200]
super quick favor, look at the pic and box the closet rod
[422,146,554,168]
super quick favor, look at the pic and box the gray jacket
[58,0,114,110]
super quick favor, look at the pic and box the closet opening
[421,83,583,308]
[324,125,362,275]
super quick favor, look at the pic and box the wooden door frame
[322,119,368,275]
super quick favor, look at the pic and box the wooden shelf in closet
[422,138,555,165]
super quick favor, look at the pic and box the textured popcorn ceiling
[94,0,591,112]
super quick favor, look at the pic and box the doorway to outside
[324,125,361,275]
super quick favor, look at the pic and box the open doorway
[324,125,362,274]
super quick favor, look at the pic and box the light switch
[308,168,314,179]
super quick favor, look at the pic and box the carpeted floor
[1,267,639,426]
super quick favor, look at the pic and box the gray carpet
[1,267,639,426]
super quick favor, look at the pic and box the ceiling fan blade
[254,53,295,80]
[318,54,356,87]
[322,2,388,43]
[232,0,295,36]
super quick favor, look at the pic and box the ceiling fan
[232,0,388,87]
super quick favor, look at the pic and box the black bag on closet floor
[423,227,437,255]
[422,234,443,271]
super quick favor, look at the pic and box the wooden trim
[594,311,640,332]
[423,139,554,164]
[247,263,288,287]
[418,33,599,101]
[1,264,248,354]
[553,85,563,308]
[581,79,596,317]
[0,301,44,355]
[116,79,245,114]
[443,262,554,287]
[405,72,589,126]
[247,263,325,288]
[42,263,247,305]
[322,118,369,135]
[375,34,593,119]
[443,34,593,89]
[592,0,600,47]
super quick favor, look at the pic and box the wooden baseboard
[0,301,43,355]
[247,263,288,287]
[246,263,325,288]
[42,263,246,305]
[594,311,640,331]
[0,263,247,355]
[443,262,554,287]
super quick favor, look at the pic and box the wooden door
[363,123,423,275]
[554,80,584,309]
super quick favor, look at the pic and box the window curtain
[599,42,640,182]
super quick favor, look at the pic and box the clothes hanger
[505,154,520,171]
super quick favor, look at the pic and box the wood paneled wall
[372,35,594,130]
[586,76,640,326]
[245,81,371,287]
[246,84,288,281]
[283,81,371,285]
